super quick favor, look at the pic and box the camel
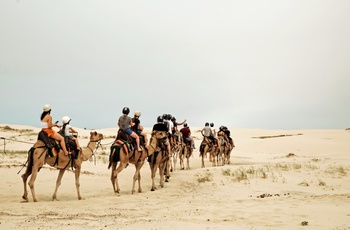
[216,135,226,166]
[179,139,193,170]
[109,131,167,194]
[199,137,217,168]
[21,131,104,202]
[223,139,235,165]
[148,131,170,191]
[169,141,182,172]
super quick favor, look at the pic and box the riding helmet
[122,107,130,115]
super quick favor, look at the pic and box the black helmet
[167,114,172,120]
[183,123,188,127]
[205,122,209,126]
[210,123,214,127]
[122,107,130,114]
[162,114,167,119]
[171,117,176,121]
[157,116,164,122]
[219,126,224,131]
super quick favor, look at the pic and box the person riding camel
[217,126,227,148]
[131,110,148,147]
[118,107,142,151]
[201,122,213,145]
[152,116,171,154]
[171,116,186,145]
[180,123,195,149]
[40,104,69,156]
[210,122,218,146]
[222,126,235,148]
[163,114,174,146]
[61,116,81,151]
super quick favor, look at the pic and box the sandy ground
[0,124,350,230]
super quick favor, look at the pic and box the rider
[217,126,227,148]
[118,107,142,151]
[131,111,148,147]
[180,123,195,149]
[163,114,174,146]
[223,126,235,148]
[61,116,81,151]
[152,115,171,153]
[171,116,186,144]
[210,122,218,146]
[40,104,69,156]
[201,122,212,143]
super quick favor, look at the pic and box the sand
[0,124,349,230]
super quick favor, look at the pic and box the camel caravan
[21,105,234,202]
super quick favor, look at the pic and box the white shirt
[64,124,72,136]
[211,127,216,137]
[168,120,174,133]
[202,126,212,137]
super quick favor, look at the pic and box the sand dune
[0,124,349,230]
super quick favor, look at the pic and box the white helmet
[43,104,51,112]
[134,111,141,116]
[62,116,71,124]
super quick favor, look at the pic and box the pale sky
[1,0,349,130]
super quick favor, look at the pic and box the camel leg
[28,167,40,202]
[201,153,205,168]
[132,162,144,194]
[159,163,165,188]
[113,162,128,194]
[173,149,178,171]
[52,169,65,201]
[150,161,159,191]
[75,165,82,200]
[21,170,31,201]
[110,163,118,193]
[137,170,142,193]
[165,159,170,182]
[180,149,185,170]
[186,154,190,170]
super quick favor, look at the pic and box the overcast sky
[1,0,349,130]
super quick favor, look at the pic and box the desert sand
[0,124,349,230]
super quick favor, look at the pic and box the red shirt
[180,127,191,138]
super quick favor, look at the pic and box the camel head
[90,131,104,142]
[151,131,168,139]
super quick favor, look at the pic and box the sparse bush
[275,163,290,171]
[256,168,268,179]
[222,169,231,176]
[292,163,302,170]
[318,179,326,186]
[3,125,13,130]
[325,165,348,177]
[197,172,213,183]
[304,163,319,170]
[299,180,309,186]
[232,168,249,182]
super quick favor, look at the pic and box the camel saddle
[116,129,146,149]
[37,131,61,157]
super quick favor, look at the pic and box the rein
[87,139,102,165]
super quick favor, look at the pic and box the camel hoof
[151,188,155,191]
